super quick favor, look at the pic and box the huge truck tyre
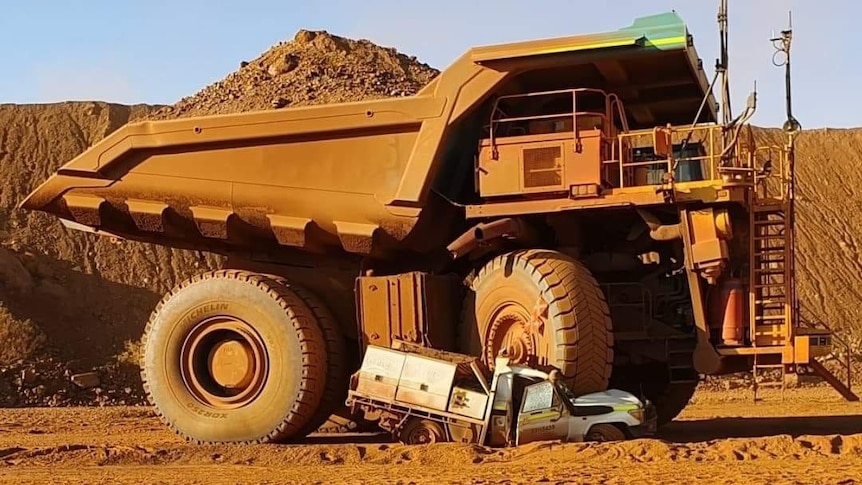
[263,275,359,435]
[610,362,698,425]
[462,249,613,395]
[654,381,698,425]
[141,270,328,444]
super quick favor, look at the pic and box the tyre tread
[140,269,327,445]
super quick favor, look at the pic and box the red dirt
[1,387,861,484]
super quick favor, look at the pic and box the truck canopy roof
[423,11,717,128]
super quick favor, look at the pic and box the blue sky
[0,0,855,128]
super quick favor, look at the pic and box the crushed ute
[347,341,656,445]
[21,2,856,445]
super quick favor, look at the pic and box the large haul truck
[21,4,855,444]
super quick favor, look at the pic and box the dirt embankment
[0,29,860,406]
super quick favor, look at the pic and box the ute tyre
[463,249,613,395]
[141,270,327,444]
[399,418,447,445]
[585,423,627,442]
[263,276,351,436]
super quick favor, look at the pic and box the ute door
[515,380,568,445]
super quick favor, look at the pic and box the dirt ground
[1,386,860,485]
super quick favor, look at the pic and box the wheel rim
[404,420,443,445]
[485,304,536,368]
[180,316,269,409]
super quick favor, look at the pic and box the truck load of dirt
[148,29,438,120]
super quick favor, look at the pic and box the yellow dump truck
[21,4,855,445]
[347,341,656,445]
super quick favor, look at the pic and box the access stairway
[740,139,857,402]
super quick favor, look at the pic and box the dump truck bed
[22,12,715,258]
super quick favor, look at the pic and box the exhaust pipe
[447,218,533,259]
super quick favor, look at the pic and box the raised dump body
[22,12,713,260]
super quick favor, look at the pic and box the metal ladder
[749,202,791,349]
[749,199,793,402]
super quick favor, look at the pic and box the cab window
[521,381,560,413]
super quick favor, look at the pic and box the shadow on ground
[660,415,862,443]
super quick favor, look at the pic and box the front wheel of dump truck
[462,249,613,395]
[610,362,698,426]
[141,270,328,444]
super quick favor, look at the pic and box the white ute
[346,341,657,445]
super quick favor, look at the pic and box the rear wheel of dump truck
[462,249,613,395]
[140,270,328,444]
[263,276,352,436]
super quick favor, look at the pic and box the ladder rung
[755,315,787,321]
[755,299,786,304]
[754,284,787,288]
[755,235,786,241]
[755,382,786,388]
[755,248,786,253]
[754,220,785,226]
[754,204,785,212]
[754,268,785,274]
[755,364,786,369]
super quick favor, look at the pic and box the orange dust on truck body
[22,3,856,444]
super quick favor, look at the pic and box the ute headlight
[627,407,645,422]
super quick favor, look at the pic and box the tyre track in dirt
[0,388,861,484]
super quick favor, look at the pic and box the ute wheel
[141,270,327,444]
[462,250,613,394]
[585,423,627,442]
[399,418,447,445]
[610,362,698,426]
[263,276,350,436]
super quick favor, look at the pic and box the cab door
[515,380,569,445]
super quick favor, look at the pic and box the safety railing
[738,143,790,203]
[487,88,630,160]
[599,123,793,198]
[604,124,724,189]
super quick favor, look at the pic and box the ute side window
[520,381,560,413]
